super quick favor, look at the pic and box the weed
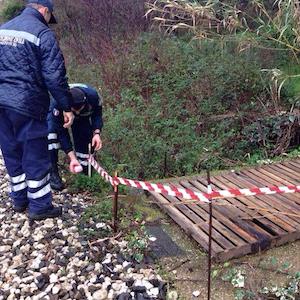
[124,224,150,263]
[71,173,110,194]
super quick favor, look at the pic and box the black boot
[50,168,64,191]
[29,206,62,221]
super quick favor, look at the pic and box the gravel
[0,151,168,300]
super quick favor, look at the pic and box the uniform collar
[22,7,49,27]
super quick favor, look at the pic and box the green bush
[97,35,267,178]
[0,0,24,22]
[71,173,110,193]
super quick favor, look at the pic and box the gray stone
[92,289,108,300]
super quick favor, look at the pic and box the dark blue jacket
[48,83,103,153]
[0,7,71,120]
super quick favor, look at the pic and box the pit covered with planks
[150,160,300,262]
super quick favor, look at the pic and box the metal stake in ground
[207,170,213,300]
[112,171,119,233]
[88,143,92,178]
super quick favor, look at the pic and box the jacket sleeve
[58,127,73,154]
[91,105,103,131]
[47,100,73,154]
[39,29,72,112]
[87,89,103,131]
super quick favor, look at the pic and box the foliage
[54,0,149,64]
[0,0,24,22]
[147,0,300,54]
[71,173,110,193]
[95,34,268,179]
[218,259,300,300]
[81,198,114,223]
[146,0,300,108]
[62,2,298,180]
[78,198,115,239]
[242,113,300,157]
[261,272,300,300]
[124,223,150,263]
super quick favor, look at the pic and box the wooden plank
[234,170,300,231]
[148,159,300,262]
[247,167,300,208]
[276,163,300,179]
[206,175,277,241]
[286,160,300,169]
[163,183,236,250]
[186,179,258,244]
[247,166,300,210]
[282,161,300,174]
[215,174,290,235]
[266,164,300,183]
[196,177,253,219]
[177,181,266,262]
[149,193,219,256]
[162,192,232,251]
[179,180,249,247]
[248,166,300,210]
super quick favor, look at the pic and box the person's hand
[92,134,102,151]
[63,111,74,128]
[69,158,81,174]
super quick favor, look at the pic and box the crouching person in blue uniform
[48,83,103,190]
[0,0,78,220]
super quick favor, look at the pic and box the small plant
[78,199,116,239]
[71,173,110,193]
[124,224,150,263]
[261,272,300,300]
[81,199,114,222]
[221,268,255,300]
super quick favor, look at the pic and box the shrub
[0,0,24,22]
[96,35,268,178]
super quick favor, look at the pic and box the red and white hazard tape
[89,156,210,202]
[88,156,300,203]
[89,156,115,186]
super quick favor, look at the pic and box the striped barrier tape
[88,156,300,202]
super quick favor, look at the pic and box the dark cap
[70,88,87,109]
[27,0,57,24]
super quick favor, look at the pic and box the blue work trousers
[0,109,53,214]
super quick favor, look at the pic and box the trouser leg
[24,135,52,214]
[48,132,60,172]
[0,109,28,208]
[72,119,93,175]
[13,112,53,215]
[48,132,64,191]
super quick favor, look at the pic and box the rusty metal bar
[88,143,92,178]
[112,171,119,233]
[207,170,213,300]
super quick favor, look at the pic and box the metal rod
[207,170,213,300]
[112,171,119,233]
[88,143,92,178]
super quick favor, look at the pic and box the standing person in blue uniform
[48,83,103,190]
[0,0,79,220]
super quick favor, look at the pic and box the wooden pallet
[149,160,300,262]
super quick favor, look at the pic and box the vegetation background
[1,0,300,180]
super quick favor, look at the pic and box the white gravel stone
[92,288,108,300]
[49,273,59,283]
[0,245,11,252]
[149,287,160,297]
[168,290,179,300]
[52,284,61,294]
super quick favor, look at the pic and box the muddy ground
[138,194,300,300]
